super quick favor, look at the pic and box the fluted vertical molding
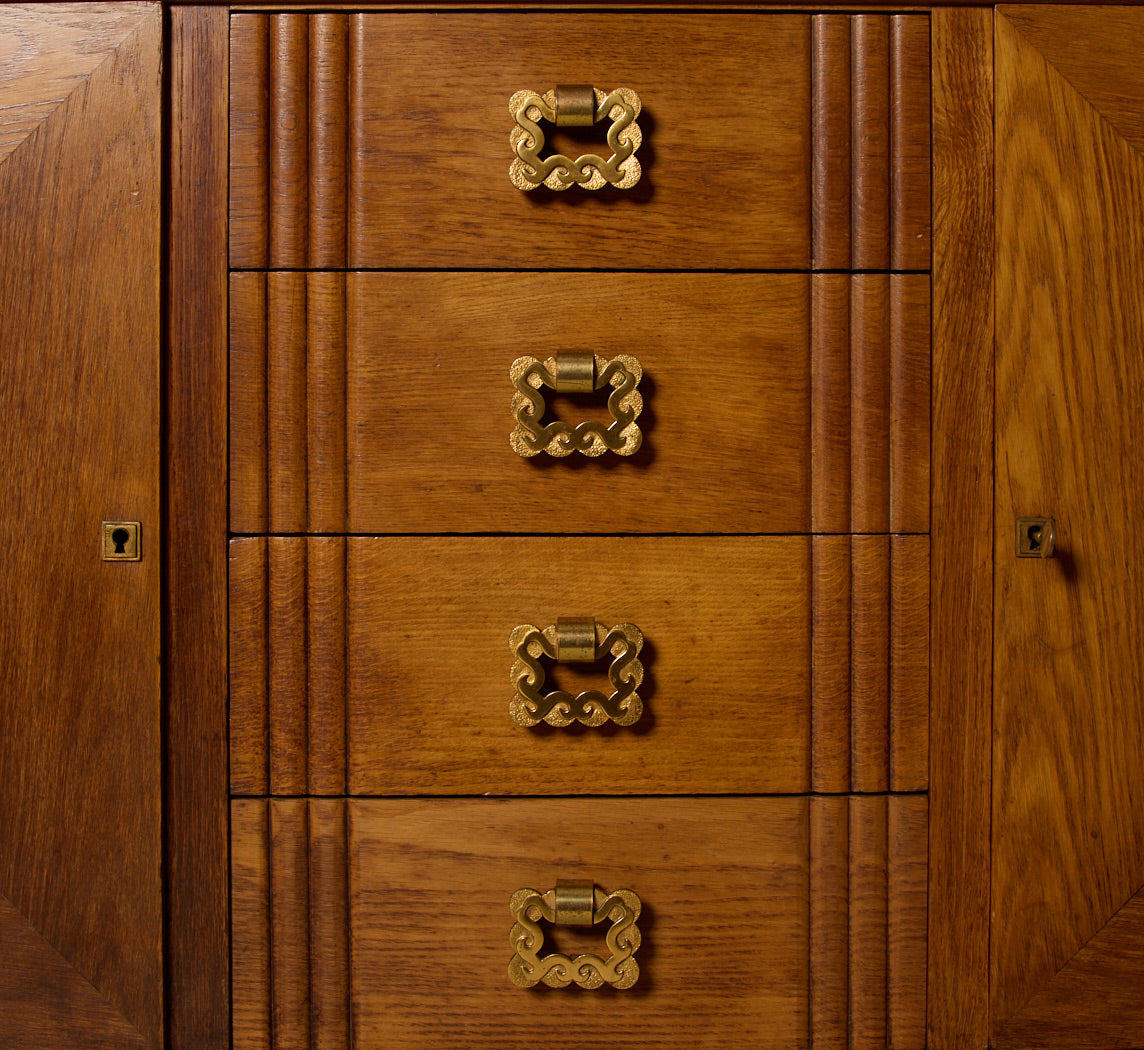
[230,538,349,795]
[812,536,851,792]
[890,16,932,271]
[230,15,270,268]
[231,272,270,533]
[306,274,348,533]
[268,273,309,532]
[230,538,270,795]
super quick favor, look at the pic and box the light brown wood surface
[231,796,928,1050]
[229,272,929,535]
[168,9,231,1050]
[928,10,993,1050]
[993,8,1144,1045]
[228,536,928,796]
[0,4,162,1046]
[228,13,930,271]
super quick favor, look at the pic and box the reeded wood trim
[809,796,928,1050]
[812,275,929,536]
[231,14,351,269]
[929,9,993,1049]
[231,538,349,796]
[168,8,230,1050]
[813,15,930,271]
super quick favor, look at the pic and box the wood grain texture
[167,9,230,1050]
[850,795,889,1048]
[231,271,270,532]
[850,536,890,793]
[811,796,928,1050]
[0,5,162,1045]
[268,272,308,532]
[232,801,272,1050]
[810,796,849,1049]
[811,536,851,793]
[230,14,269,267]
[235,797,810,1050]
[229,12,812,269]
[890,16,931,270]
[890,535,929,792]
[812,15,852,270]
[851,16,891,271]
[229,536,927,796]
[228,272,927,534]
[994,9,1144,1042]
[269,14,308,267]
[850,275,892,532]
[231,537,348,796]
[308,801,350,1050]
[811,274,852,534]
[309,14,349,268]
[795,13,931,272]
[994,886,1144,1048]
[889,275,931,533]
[887,796,928,1050]
[230,536,270,794]
[305,273,347,533]
[928,10,993,1050]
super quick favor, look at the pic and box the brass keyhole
[111,528,130,555]
[1016,516,1055,558]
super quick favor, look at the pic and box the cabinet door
[0,6,161,1047]
[995,7,1144,1045]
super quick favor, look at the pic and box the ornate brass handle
[509,85,643,191]
[509,618,644,727]
[509,880,642,989]
[510,351,643,458]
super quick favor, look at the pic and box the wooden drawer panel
[231,796,927,1050]
[229,273,930,535]
[228,13,930,271]
[228,536,929,797]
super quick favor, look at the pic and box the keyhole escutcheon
[102,521,142,561]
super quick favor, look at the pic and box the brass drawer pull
[509,84,643,191]
[510,352,643,458]
[509,618,644,727]
[509,880,642,990]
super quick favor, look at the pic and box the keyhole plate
[102,521,142,561]
[1016,516,1055,558]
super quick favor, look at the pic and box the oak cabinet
[1,4,1143,1049]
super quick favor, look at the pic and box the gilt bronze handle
[508,880,642,989]
[509,85,643,191]
[510,351,643,458]
[509,618,644,727]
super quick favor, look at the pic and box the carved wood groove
[231,272,349,534]
[811,274,931,535]
[230,537,349,796]
[231,13,350,269]
[812,14,931,272]
[809,795,927,1050]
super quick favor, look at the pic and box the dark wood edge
[166,7,230,1050]
[929,9,993,1050]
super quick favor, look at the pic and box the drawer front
[228,536,929,797]
[229,273,930,535]
[231,796,927,1050]
[229,13,930,271]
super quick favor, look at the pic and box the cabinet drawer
[229,536,929,797]
[229,12,930,271]
[229,273,930,535]
[231,796,927,1050]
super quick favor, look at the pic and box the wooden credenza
[3,4,1144,1049]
